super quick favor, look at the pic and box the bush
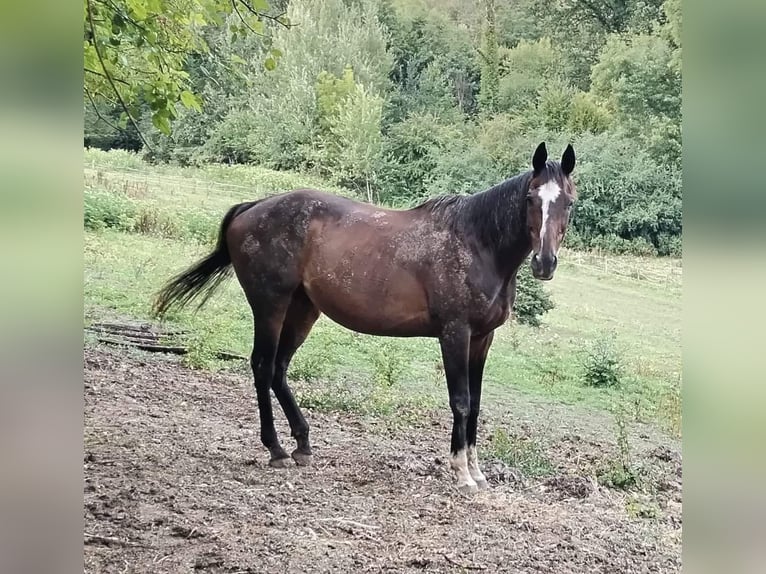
[513,264,555,327]
[569,131,682,254]
[378,112,463,204]
[84,191,137,232]
[567,92,612,135]
[84,189,219,245]
[582,335,623,388]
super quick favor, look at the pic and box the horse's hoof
[457,482,479,495]
[268,456,292,468]
[476,479,489,490]
[292,450,313,466]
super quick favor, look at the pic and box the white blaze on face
[537,180,561,253]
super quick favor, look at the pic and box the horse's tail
[152,200,259,318]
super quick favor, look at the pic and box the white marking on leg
[467,446,486,484]
[537,180,561,253]
[450,448,477,489]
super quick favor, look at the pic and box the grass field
[83,149,682,438]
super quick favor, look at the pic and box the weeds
[294,375,437,425]
[288,345,333,384]
[596,403,638,489]
[84,189,218,245]
[582,333,623,388]
[370,340,407,388]
[484,427,554,478]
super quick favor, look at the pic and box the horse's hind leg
[249,298,293,467]
[272,288,320,466]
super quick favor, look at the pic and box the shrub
[378,112,463,204]
[569,131,682,254]
[582,334,623,388]
[84,191,137,232]
[513,264,555,327]
[567,92,612,134]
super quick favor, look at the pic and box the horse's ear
[532,142,547,174]
[561,144,576,176]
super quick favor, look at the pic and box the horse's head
[525,142,577,281]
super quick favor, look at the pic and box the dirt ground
[83,345,681,573]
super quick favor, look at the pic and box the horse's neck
[462,177,531,277]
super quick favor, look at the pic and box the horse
[153,142,577,493]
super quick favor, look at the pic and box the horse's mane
[410,160,568,251]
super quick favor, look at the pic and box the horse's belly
[302,273,434,337]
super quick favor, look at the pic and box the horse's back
[225,188,438,336]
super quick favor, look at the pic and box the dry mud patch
[84,346,681,573]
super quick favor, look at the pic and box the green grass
[82,149,682,437]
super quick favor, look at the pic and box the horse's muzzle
[531,253,557,280]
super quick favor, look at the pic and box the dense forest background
[84,0,682,257]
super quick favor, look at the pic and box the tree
[590,2,681,166]
[478,0,500,114]
[203,0,392,170]
[83,0,289,145]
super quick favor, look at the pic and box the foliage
[567,92,613,135]
[84,188,218,244]
[591,30,681,166]
[83,0,287,140]
[84,0,683,259]
[370,340,407,387]
[84,190,137,232]
[313,70,385,196]
[288,344,332,384]
[513,264,555,327]
[378,112,462,203]
[569,131,682,255]
[201,0,391,171]
[478,0,500,114]
[497,37,562,115]
[582,334,623,388]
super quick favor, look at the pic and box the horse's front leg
[466,332,494,490]
[439,325,476,494]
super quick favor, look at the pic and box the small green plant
[184,332,219,369]
[582,334,623,388]
[485,427,554,478]
[134,206,180,238]
[597,404,638,489]
[625,495,660,519]
[370,340,406,388]
[534,350,565,391]
[288,345,332,384]
[513,264,555,327]
[297,379,367,414]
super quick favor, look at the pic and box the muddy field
[83,345,681,573]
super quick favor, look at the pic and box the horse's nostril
[552,255,558,266]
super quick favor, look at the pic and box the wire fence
[84,164,257,200]
[560,249,682,289]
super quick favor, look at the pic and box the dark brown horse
[154,142,576,493]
